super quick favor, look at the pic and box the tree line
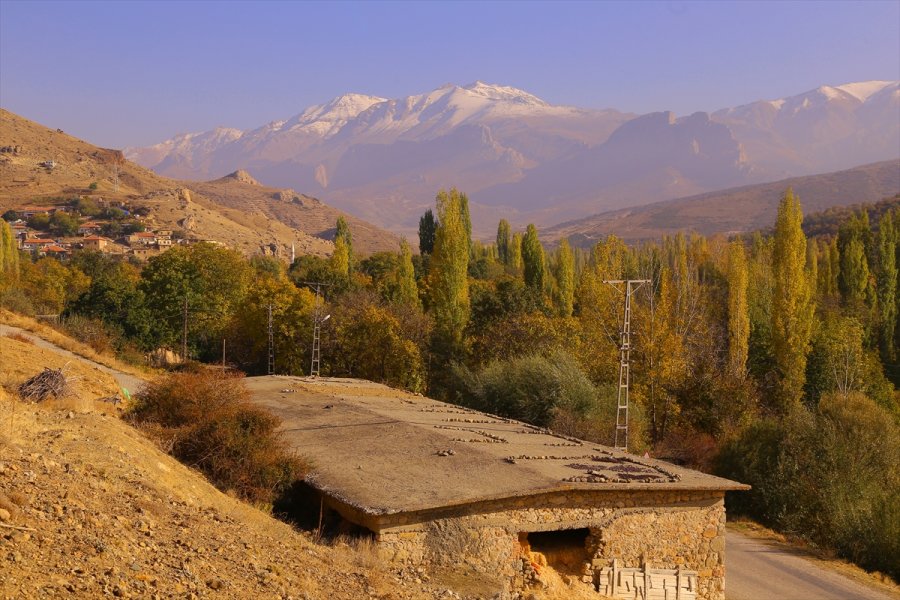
[1,190,898,576]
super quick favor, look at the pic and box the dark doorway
[524,527,590,575]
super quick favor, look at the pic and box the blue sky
[1,0,898,148]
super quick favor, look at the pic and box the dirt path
[0,324,146,394]
[726,531,898,600]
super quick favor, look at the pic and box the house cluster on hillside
[7,203,179,260]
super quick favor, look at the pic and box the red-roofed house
[77,222,103,236]
[43,245,71,258]
[21,238,56,251]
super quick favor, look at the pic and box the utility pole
[604,279,650,453]
[181,295,189,362]
[267,303,275,375]
[222,338,226,370]
[300,282,332,378]
[113,164,119,193]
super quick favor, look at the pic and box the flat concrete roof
[245,376,748,516]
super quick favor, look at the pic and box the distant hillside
[543,160,900,246]
[0,109,399,257]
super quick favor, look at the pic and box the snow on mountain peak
[285,92,388,136]
[462,81,548,106]
[835,81,896,102]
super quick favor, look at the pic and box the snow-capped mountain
[127,80,900,235]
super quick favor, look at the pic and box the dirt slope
[0,335,436,599]
[0,109,398,258]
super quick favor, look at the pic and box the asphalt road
[726,531,897,600]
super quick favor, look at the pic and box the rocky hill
[542,159,900,246]
[0,109,399,258]
[127,80,899,236]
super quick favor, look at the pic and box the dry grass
[0,309,149,379]
[0,335,122,401]
[3,332,33,344]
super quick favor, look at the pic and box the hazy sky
[1,0,898,148]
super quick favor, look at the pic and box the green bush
[127,371,306,504]
[453,349,601,430]
[717,393,900,578]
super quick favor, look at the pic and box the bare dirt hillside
[543,160,900,246]
[0,109,398,258]
[0,334,427,599]
[188,170,400,256]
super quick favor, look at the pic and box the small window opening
[521,528,590,576]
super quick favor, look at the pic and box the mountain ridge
[542,159,900,245]
[126,79,900,237]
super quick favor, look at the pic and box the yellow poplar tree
[727,240,750,376]
[510,232,523,271]
[429,188,470,352]
[396,239,420,309]
[0,219,20,291]
[771,188,815,410]
[554,238,575,317]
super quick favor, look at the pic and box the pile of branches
[18,367,70,401]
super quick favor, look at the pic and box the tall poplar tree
[429,188,470,353]
[418,209,436,255]
[0,220,19,291]
[554,238,575,317]
[771,188,815,410]
[522,224,545,292]
[510,232,523,270]
[875,209,898,362]
[496,219,511,266]
[396,239,420,309]
[335,216,353,269]
[727,239,750,376]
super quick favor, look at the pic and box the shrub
[717,393,900,578]
[127,371,306,504]
[453,349,602,430]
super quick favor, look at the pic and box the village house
[16,205,59,219]
[77,222,103,236]
[129,246,162,260]
[127,231,157,246]
[246,377,748,600]
[81,235,112,252]
[42,245,71,259]
[21,237,57,251]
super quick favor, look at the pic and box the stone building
[246,376,747,600]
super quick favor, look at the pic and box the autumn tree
[496,219,511,266]
[331,216,353,284]
[771,188,815,410]
[510,232,523,270]
[727,239,750,376]
[554,238,575,317]
[396,239,420,309]
[227,271,315,375]
[428,188,471,357]
[874,209,898,365]
[0,220,19,291]
[522,224,545,292]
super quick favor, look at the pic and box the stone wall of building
[374,489,726,600]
